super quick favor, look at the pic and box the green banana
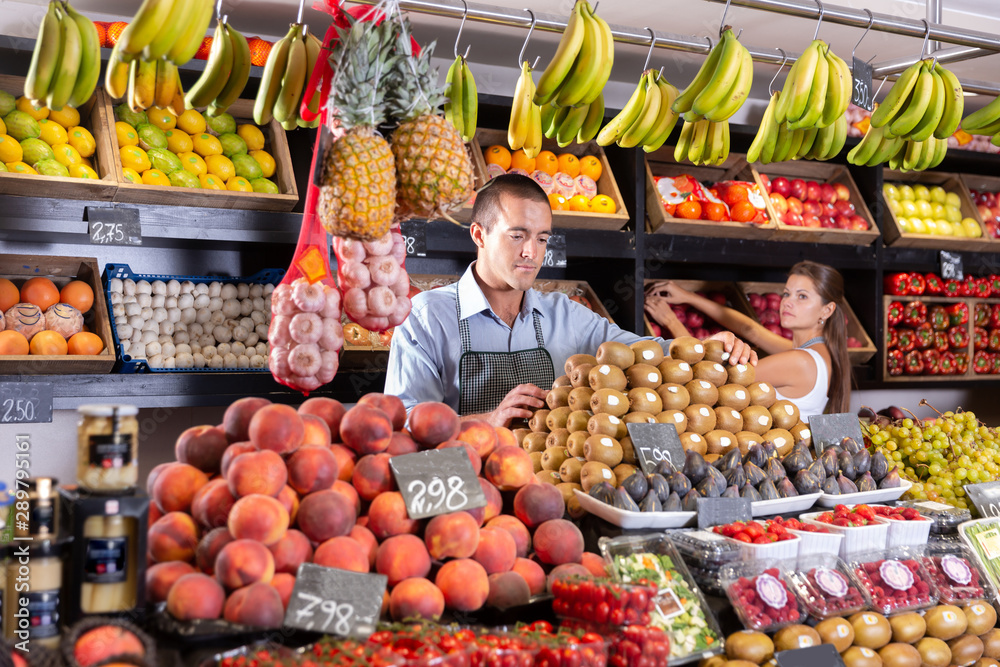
[797,127,819,158]
[461,58,478,142]
[556,103,590,147]
[47,5,82,111]
[672,37,725,115]
[144,0,193,60]
[870,60,922,128]
[705,120,726,165]
[208,23,250,117]
[820,50,851,128]
[909,67,946,142]
[580,2,613,105]
[867,133,904,167]
[444,56,465,140]
[168,0,213,65]
[706,44,753,122]
[185,20,234,109]
[273,30,306,123]
[889,63,934,138]
[554,3,602,108]
[934,64,964,139]
[619,71,661,148]
[596,75,647,146]
[809,120,835,160]
[691,30,742,118]
[687,118,709,163]
[299,31,322,120]
[533,0,586,106]
[780,40,821,125]
[65,3,100,108]
[902,136,926,171]
[253,25,294,125]
[544,105,570,138]
[577,93,605,143]
[929,136,949,168]
[674,120,694,163]
[961,93,1000,133]
[25,2,62,104]
[769,122,791,163]
[118,0,175,56]
[747,93,779,163]
[641,78,679,152]
[788,44,829,131]
[826,114,848,160]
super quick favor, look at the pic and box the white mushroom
[136,293,151,308]
[110,292,123,305]
[222,299,241,319]
[110,278,124,294]
[223,353,238,368]
[124,302,141,317]
[175,343,192,356]
[236,355,250,369]
[175,353,194,369]
[189,323,204,337]
[161,342,176,358]
[180,281,196,294]
[130,329,143,343]
[174,331,190,345]
[217,342,231,356]
[181,308,197,325]
[236,283,250,299]
[193,353,206,368]
[263,283,274,295]
[120,340,131,355]
[232,325,249,342]
[208,282,222,297]
[158,334,172,344]
[142,321,158,334]
[152,307,168,323]
[151,280,166,295]
[178,294,194,310]
[207,312,224,327]
[150,294,164,309]
[194,282,209,295]
[208,355,224,368]
[189,343,202,354]
[166,308,181,323]
[139,307,153,321]
[250,354,267,368]
[144,341,162,357]
[196,308,212,324]
[231,341,246,357]
[220,284,237,300]
[245,332,259,347]
[240,298,254,316]
[123,279,136,296]
[114,315,128,327]
[256,324,269,340]
[194,294,210,309]
[213,325,233,343]
[128,315,144,330]
[250,311,266,326]
[255,343,269,356]
[162,356,176,369]
[136,280,152,295]
[166,280,181,296]
[164,296,177,309]
[208,296,223,312]
[159,321,175,336]
[250,284,263,298]
[147,354,164,368]
[117,324,133,341]
[112,304,126,318]
[252,297,264,312]
[202,345,217,358]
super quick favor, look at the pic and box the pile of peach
[146,394,604,628]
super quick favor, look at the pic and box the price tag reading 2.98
[293,592,364,635]
[406,475,468,516]
[390,448,487,520]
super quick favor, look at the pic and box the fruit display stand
[960,172,1000,242]
[644,149,777,240]
[0,254,115,373]
[752,162,880,246]
[881,294,975,382]
[880,169,989,252]
[475,128,629,231]
[0,74,118,201]
[107,97,298,211]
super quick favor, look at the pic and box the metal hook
[875,76,888,98]
[920,18,938,68]
[643,27,656,72]
[812,0,825,41]
[453,0,470,59]
[518,9,540,69]
[718,0,732,37]
[769,48,788,95]
[852,9,874,62]
[215,0,226,24]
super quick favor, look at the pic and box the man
[384,174,757,427]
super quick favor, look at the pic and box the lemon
[120,145,151,172]
[51,143,83,167]
[178,151,207,176]
[115,121,138,148]
[142,169,171,186]
[0,117,4,136]
[237,124,265,151]
[227,176,252,192]
[70,163,99,179]
[0,135,23,163]
[205,154,234,181]
[199,173,225,189]
[37,119,68,146]
[67,126,96,157]
[148,106,177,131]
[15,97,48,120]
[176,109,206,135]
[165,129,194,155]
[249,149,275,178]
[192,133,222,157]
[6,161,36,174]
[121,167,141,184]
[48,106,79,128]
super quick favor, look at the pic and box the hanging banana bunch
[672,28,753,123]
[748,91,848,164]
[444,55,478,142]
[773,40,852,130]
[541,92,604,146]
[509,61,542,158]
[533,0,613,108]
[870,59,964,141]
[596,70,679,152]
[847,120,947,171]
[673,118,730,166]
[253,23,321,129]
[184,18,252,116]
[25,0,101,110]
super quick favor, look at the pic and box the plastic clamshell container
[871,505,933,548]
[898,500,971,535]
[848,547,939,616]
[599,533,725,665]
[551,575,657,626]
[669,529,743,597]
[720,559,805,633]
[959,517,1000,592]
[800,511,890,558]
[787,527,844,557]
[573,489,696,529]
[783,553,871,620]
[921,542,997,605]
[724,532,801,562]
[816,479,913,507]
[751,492,822,517]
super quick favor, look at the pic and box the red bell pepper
[887,349,904,376]
[934,330,949,352]
[922,349,941,374]
[963,276,978,297]
[904,350,925,375]
[990,304,1000,329]
[928,305,949,331]
[974,326,988,351]
[990,275,1000,297]
[991,354,1000,374]
[948,303,969,326]
[915,322,934,349]
[990,329,1000,352]
[944,279,962,297]
[976,278,992,299]
[974,351,992,374]
[924,273,944,295]
[903,301,927,328]
[939,351,957,375]
[887,301,904,327]
[887,328,898,350]
[909,273,927,295]
[953,352,968,375]
[948,325,970,349]
[975,303,991,328]
[885,273,910,296]
[897,328,916,352]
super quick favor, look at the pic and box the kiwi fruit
[684,403,717,435]
[693,360,729,387]
[591,388,629,417]
[774,625,822,651]
[790,422,812,448]
[620,436,636,464]
[564,485,585,519]
[623,411,656,424]
[891,613,928,644]
[685,379,720,406]
[715,406,744,433]
[631,340,665,366]
[703,338,730,364]
[536,470,561,485]
[567,431,589,458]
[769,400,800,430]
[926,605,968,641]
[915,637,952,667]
[728,362,756,385]
[763,428,795,456]
[546,429,570,449]
[736,430,763,453]
[555,480,582,506]
[626,363,662,389]
[669,336,706,364]
[589,364,628,392]
[656,410,688,433]
[659,358,694,384]
[976,660,1000,667]
[546,386,571,409]
[546,406,572,431]
[596,341,635,368]
[705,430,738,456]
[628,387,663,414]
[588,413,627,439]
[982,630,1000,660]
[717,383,752,410]
[950,635,985,667]
[851,612,893,650]
[725,630,774,663]
[529,409,551,433]
[566,410,591,433]
[522,432,548,453]
[879,643,922,667]
[571,364,596,388]
[580,460,616,491]
[559,457,583,483]
[702,656,727,667]
[513,428,530,445]
[541,446,570,471]
[749,381,778,407]
[529,451,544,473]
[843,646,884,667]
[741,405,773,435]
[564,353,598,376]
[553,374,572,389]
[568,387,595,412]
[816,617,855,652]
[584,434,624,467]
[614,463,638,486]
[963,601,997,636]
[680,432,707,454]
[726,661,760,667]
[657,383,691,411]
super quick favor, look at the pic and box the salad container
[783,553,870,620]
[720,559,804,633]
[920,542,996,604]
[800,511,890,558]
[847,547,938,615]
[898,501,970,535]
[669,529,742,596]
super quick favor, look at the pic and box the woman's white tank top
[775,347,829,419]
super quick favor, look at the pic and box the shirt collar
[457,262,544,322]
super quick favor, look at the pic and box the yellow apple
[935,219,953,236]
[909,217,928,234]
[962,217,983,237]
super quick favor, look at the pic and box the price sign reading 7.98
[390,448,487,520]
[283,564,385,638]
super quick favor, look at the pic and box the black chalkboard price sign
[776,643,846,667]
[541,234,567,268]
[940,251,964,280]
[627,422,685,475]
[697,497,752,529]
[390,447,487,520]
[284,564,386,637]
[87,207,141,246]
[852,56,874,112]
[399,220,427,257]
[0,382,53,424]
[809,413,865,457]
[965,481,1000,519]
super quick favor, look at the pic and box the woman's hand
[646,280,697,305]
[706,331,759,366]
[644,295,677,326]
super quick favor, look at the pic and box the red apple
[820,183,837,204]
[766,293,781,311]
[758,173,771,193]
[790,179,807,200]
[820,215,837,228]
[784,211,803,227]
[803,214,822,228]
[987,220,1000,238]
[765,323,784,336]
[977,204,992,221]
[985,192,997,207]
[834,200,856,216]
[806,181,822,202]
[803,200,822,217]
[786,196,804,215]
[849,215,869,231]
[834,215,852,229]
[769,192,788,215]
[772,176,791,198]
[833,183,850,201]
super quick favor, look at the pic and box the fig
[765,457,786,483]
[725,465,747,489]
[717,448,743,472]
[776,477,799,498]
[820,448,840,477]
[741,483,762,501]
[854,449,871,476]
[683,451,709,484]
[870,451,889,481]
[647,474,671,503]
[822,476,841,495]
[842,437,863,455]
[856,472,877,492]
[806,458,827,481]
[837,474,859,494]
[762,441,778,459]
[781,447,812,475]
[839,450,856,480]
[758,478,780,501]
[722,484,740,498]
[706,465,728,496]
[613,487,640,512]
[682,489,701,511]
[588,481,615,504]
[744,462,766,487]
[640,489,662,512]
[794,469,821,495]
[621,472,649,502]
[879,467,901,489]
[669,472,692,497]
[744,443,768,469]
[663,492,682,511]
[653,460,676,477]
[696,476,722,498]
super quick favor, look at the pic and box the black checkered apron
[456,293,555,416]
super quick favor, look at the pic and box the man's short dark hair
[471,173,550,232]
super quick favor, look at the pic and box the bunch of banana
[533,0,613,108]
[748,91,848,163]
[847,119,948,170]
[672,28,753,123]
[595,70,679,151]
[444,55,478,142]
[673,118,730,166]
[774,40,851,130]
[959,93,1000,145]
[184,19,251,117]
[116,0,214,65]
[889,136,948,171]
[25,0,101,110]
[509,61,542,158]
[869,59,964,141]
[254,24,322,129]
[541,92,604,146]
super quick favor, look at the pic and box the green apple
[898,184,915,201]
[935,219,954,236]
[910,217,928,234]
[962,217,983,237]
[900,200,918,217]
[916,200,933,219]
[913,184,931,201]
[888,199,902,215]
[945,192,962,208]
[930,186,947,204]
[883,183,900,201]
[946,205,963,224]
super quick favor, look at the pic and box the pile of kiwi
[706,603,1000,667]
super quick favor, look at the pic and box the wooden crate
[107,97,298,211]
[643,279,756,337]
[960,172,1000,243]
[737,281,877,365]
[0,255,115,374]
[751,162,880,246]
[0,74,118,201]
[881,170,990,251]
[473,128,629,230]
[644,149,777,239]
[881,295,974,382]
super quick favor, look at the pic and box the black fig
[765,457,787,483]
[744,462,766,487]
[837,474,859,494]
[838,450,856,480]
[622,472,649,502]
[745,443,768,468]
[782,447,812,475]
[741,483,762,501]
[669,472,692,497]
[806,458,827,482]
[706,465,728,496]
[640,489,663,512]
[870,451,889,481]
[758,478,780,501]
[682,489,701,511]
[664,492,682,511]
[879,467,902,489]
[696,476,722,498]
[725,465,747,489]
[793,470,820,495]
[654,460,676,477]
[588,481,616,505]
[856,472,877,492]
[762,441,778,459]
[853,449,871,476]
[822,476,841,495]
[647,474,671,503]
[683,450,709,484]
[777,477,799,498]
[718,448,743,472]
[613,487,641,512]
[842,437,863,455]
[820,448,840,477]
[722,485,740,498]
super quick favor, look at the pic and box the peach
[269,529,313,574]
[465,478,502,526]
[270,572,295,609]
[223,582,284,628]
[299,397,347,441]
[512,558,546,596]
[227,494,289,546]
[166,572,225,620]
[149,511,200,563]
[220,441,256,477]
[226,449,287,498]
[191,478,236,529]
[340,405,393,455]
[484,446,534,491]
[196,527,235,575]
[149,503,163,525]
[277,485,300,524]
[350,525,378,569]
[389,577,445,622]
[175,425,230,475]
[434,559,489,612]
[436,440,482,475]
[153,463,210,513]
[223,397,272,443]
[386,431,419,456]
[458,420,499,460]
[352,453,396,501]
[296,489,355,543]
[215,538,275,589]
[286,444,339,495]
[330,444,356,481]
[546,563,590,594]
[74,625,146,667]
[357,393,406,430]
[485,516,531,558]
[145,561,196,603]
[408,402,460,448]
[424,512,480,561]
[313,536,369,573]
[376,534,431,586]
[487,571,531,610]
[513,483,565,528]
[330,479,360,518]
[147,462,171,497]
[301,413,332,447]
[368,491,420,541]
[473,527,517,574]
[581,552,608,578]
[249,403,305,454]
[495,426,518,450]
[533,519,584,565]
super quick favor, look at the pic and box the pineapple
[386,18,474,223]
[318,17,398,241]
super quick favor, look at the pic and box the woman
[645,261,850,418]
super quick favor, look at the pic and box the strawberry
[753,536,771,545]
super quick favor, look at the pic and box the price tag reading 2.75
[390,448,487,520]
[284,564,386,638]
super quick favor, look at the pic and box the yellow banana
[691,29,743,118]
[962,93,1000,133]
[168,0,213,65]
[847,123,884,165]
[780,40,821,125]
[705,43,753,122]
[687,118,709,164]
[254,26,294,125]
[65,3,100,108]
[444,56,465,139]
[770,122,792,163]
[460,58,478,142]
[581,3,613,105]
[673,120,694,163]
[820,49,851,128]
[808,121,833,160]
[870,60,922,128]
[542,104,565,138]
[596,75,647,146]
[25,2,63,104]
[208,23,250,117]
[508,61,534,150]
[784,127,806,161]
[868,134,904,167]
[301,31,322,119]
[788,45,829,131]
[274,31,306,123]
[118,0,175,56]
[534,0,586,106]
[144,0,193,60]
[167,67,186,115]
[929,135,948,168]
[131,58,156,111]
[705,120,726,165]
[889,62,933,138]
[47,5,82,111]
[672,37,725,115]
[797,126,819,158]
[619,71,661,149]
[556,103,590,147]
[154,58,178,108]
[746,92,779,163]
[523,98,542,159]
[185,20,234,109]
[554,3,601,108]
[826,113,848,160]
[104,42,131,100]
[902,136,926,170]
[934,64,964,139]
[641,77,679,152]
[577,93,605,143]
[909,67,945,142]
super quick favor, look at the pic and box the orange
[0,330,29,355]
[29,330,68,355]
[20,277,60,311]
[567,195,592,212]
[548,193,570,211]
[60,280,94,313]
[722,183,749,206]
[579,155,602,181]
[195,36,213,60]
[509,149,535,173]
[556,153,580,178]
[93,21,107,49]
[483,145,512,171]
[248,37,273,67]
[0,278,19,312]
[589,194,616,215]
[67,331,105,355]
[675,200,703,220]
[730,200,757,222]
[535,151,558,176]
[106,21,128,46]
[703,202,728,221]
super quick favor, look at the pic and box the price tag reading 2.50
[390,448,487,520]
[0,382,53,424]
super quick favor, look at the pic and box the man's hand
[707,331,759,366]
[481,384,547,428]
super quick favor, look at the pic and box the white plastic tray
[816,479,913,507]
[574,489,697,528]
[725,533,800,561]
[801,511,890,558]
[752,492,822,517]
[788,528,844,558]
